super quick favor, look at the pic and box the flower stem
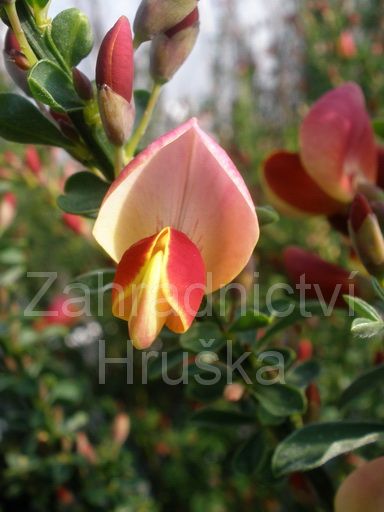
[5,1,37,66]
[125,83,162,160]
[114,146,125,177]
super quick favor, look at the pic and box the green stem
[114,146,125,177]
[125,83,162,160]
[5,1,37,65]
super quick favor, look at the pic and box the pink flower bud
[337,30,357,58]
[134,0,198,44]
[223,383,245,402]
[25,146,42,177]
[112,413,131,445]
[297,339,313,361]
[0,192,16,231]
[349,194,384,279]
[96,17,135,145]
[3,29,31,95]
[150,7,199,83]
[76,432,97,464]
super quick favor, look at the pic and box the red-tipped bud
[134,0,198,44]
[76,432,97,464]
[0,192,16,232]
[349,194,384,279]
[96,17,135,145]
[297,339,313,361]
[112,413,131,445]
[150,7,199,83]
[25,146,42,177]
[283,246,358,307]
[337,30,357,58]
[3,29,31,94]
[72,68,94,101]
[223,383,246,402]
[373,350,384,366]
[50,110,79,142]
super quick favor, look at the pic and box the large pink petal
[262,151,344,216]
[93,118,259,292]
[300,83,377,202]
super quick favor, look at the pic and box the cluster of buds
[134,0,200,83]
[95,1,200,146]
[96,17,135,146]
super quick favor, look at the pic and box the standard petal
[93,118,259,292]
[262,151,344,216]
[300,83,377,202]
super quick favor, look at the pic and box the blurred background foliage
[1,0,384,511]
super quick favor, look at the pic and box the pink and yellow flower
[93,119,259,349]
[262,83,377,216]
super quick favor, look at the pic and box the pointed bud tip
[350,193,372,233]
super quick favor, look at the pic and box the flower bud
[337,30,357,58]
[72,67,94,101]
[25,146,41,177]
[98,85,135,146]
[3,28,31,95]
[134,0,198,44]
[96,17,135,145]
[112,413,131,445]
[150,8,199,83]
[297,339,313,361]
[349,194,384,279]
[223,383,245,402]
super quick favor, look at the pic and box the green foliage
[272,422,384,476]
[51,8,94,67]
[57,172,110,215]
[0,93,71,147]
[28,60,83,112]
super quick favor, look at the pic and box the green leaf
[233,432,270,475]
[51,8,94,67]
[186,363,227,402]
[229,310,271,332]
[191,408,255,427]
[0,93,71,147]
[256,347,297,370]
[351,318,384,339]
[373,119,384,139]
[147,349,186,381]
[26,0,50,8]
[372,278,384,302]
[72,268,116,294]
[287,360,321,388]
[180,322,226,354]
[339,364,384,408]
[253,383,306,417]
[259,301,329,345]
[28,60,83,112]
[57,172,109,215]
[256,205,280,227]
[343,295,382,321]
[272,422,384,476]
